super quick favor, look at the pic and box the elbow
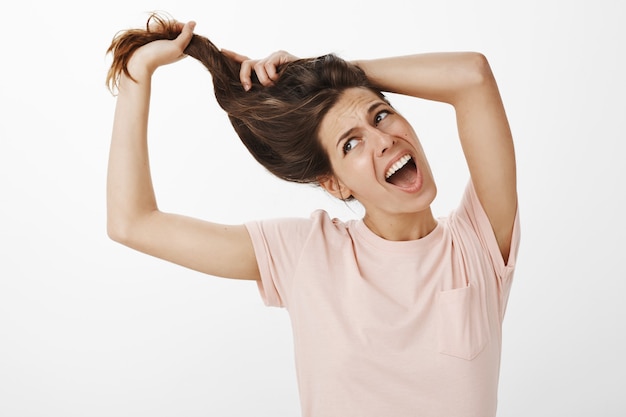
[107,209,157,247]
[106,210,140,246]
[462,52,494,86]
[448,52,496,104]
[107,218,131,245]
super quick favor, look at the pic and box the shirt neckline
[354,218,443,253]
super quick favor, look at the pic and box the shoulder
[245,209,353,245]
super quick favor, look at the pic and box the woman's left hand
[221,49,299,90]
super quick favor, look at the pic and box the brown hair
[106,13,381,184]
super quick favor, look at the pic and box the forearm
[354,52,493,105]
[106,67,157,241]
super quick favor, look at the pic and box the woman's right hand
[222,49,298,91]
[127,20,196,79]
[108,17,261,282]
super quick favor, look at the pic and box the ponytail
[106,13,242,102]
[106,12,378,185]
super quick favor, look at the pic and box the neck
[363,208,437,241]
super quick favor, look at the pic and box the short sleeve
[457,181,521,276]
[453,182,521,318]
[244,216,316,308]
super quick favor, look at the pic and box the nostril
[374,133,394,156]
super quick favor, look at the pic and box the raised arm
[355,53,517,261]
[106,21,259,280]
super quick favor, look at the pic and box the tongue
[387,161,417,187]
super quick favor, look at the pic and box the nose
[371,129,395,157]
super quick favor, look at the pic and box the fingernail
[243,82,251,91]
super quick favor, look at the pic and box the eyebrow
[335,101,387,148]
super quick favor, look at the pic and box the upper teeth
[386,155,412,179]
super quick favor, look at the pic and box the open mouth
[385,155,418,188]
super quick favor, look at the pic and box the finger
[264,60,278,82]
[175,21,195,50]
[263,51,299,83]
[222,49,254,90]
[168,20,185,32]
[254,60,275,86]
[262,51,283,82]
[238,59,256,91]
[221,48,250,63]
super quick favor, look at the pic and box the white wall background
[1,0,624,416]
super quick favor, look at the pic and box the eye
[343,138,360,154]
[374,110,390,126]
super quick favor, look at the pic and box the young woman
[106,13,519,417]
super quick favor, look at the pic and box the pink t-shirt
[245,182,520,417]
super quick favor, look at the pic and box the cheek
[344,158,379,189]
[328,157,356,181]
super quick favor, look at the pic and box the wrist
[127,57,154,81]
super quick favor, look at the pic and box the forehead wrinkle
[320,90,387,150]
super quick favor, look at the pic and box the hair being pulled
[106,12,379,185]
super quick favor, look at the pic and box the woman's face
[318,87,437,218]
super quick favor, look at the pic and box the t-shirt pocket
[437,283,490,360]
